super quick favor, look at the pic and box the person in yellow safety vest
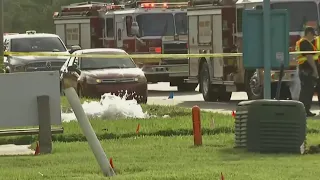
[313,30,320,111]
[296,26,319,117]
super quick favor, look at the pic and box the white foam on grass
[61,93,149,122]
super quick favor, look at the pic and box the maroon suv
[60,48,148,103]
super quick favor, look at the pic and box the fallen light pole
[64,87,115,177]
[192,105,202,146]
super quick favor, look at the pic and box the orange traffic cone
[109,158,114,169]
[136,123,140,134]
[231,111,236,118]
[220,172,225,180]
[34,141,40,155]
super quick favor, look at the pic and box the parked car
[3,30,79,73]
[60,48,148,103]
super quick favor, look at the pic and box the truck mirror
[69,45,81,54]
[131,21,140,37]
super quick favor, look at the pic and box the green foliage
[1,105,320,179]
[0,100,232,145]
[3,0,103,33]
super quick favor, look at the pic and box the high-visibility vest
[314,36,320,62]
[295,38,318,64]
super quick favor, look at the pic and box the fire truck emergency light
[149,47,162,53]
[154,47,161,53]
[140,2,189,8]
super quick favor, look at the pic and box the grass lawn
[0,97,320,179]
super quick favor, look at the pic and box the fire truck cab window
[175,13,188,35]
[126,16,133,36]
[136,13,175,36]
[255,2,317,32]
[106,18,114,37]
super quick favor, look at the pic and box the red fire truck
[186,0,317,101]
[53,1,198,91]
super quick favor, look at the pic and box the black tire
[246,71,290,100]
[5,67,10,73]
[199,62,219,102]
[77,85,84,98]
[246,71,264,100]
[138,97,148,104]
[177,83,198,92]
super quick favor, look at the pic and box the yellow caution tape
[3,51,242,58]
[3,51,320,58]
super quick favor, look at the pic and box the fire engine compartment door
[198,15,212,44]
[211,14,223,78]
[116,22,123,48]
[65,24,80,48]
[55,24,65,43]
[188,15,199,77]
[80,23,91,49]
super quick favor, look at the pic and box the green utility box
[242,10,289,69]
[235,100,306,154]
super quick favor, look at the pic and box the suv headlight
[86,76,101,84]
[134,76,147,83]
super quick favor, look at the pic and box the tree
[3,0,104,33]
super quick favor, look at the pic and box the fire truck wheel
[200,62,218,102]
[177,83,198,92]
[246,71,263,100]
[77,85,84,98]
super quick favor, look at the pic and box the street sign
[276,52,284,63]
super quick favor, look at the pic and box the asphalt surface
[147,82,320,116]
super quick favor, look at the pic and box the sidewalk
[0,144,34,155]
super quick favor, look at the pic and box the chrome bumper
[270,70,297,82]
[142,64,188,77]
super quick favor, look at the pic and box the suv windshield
[256,2,318,32]
[11,37,67,52]
[175,13,188,35]
[80,52,137,70]
[136,13,175,36]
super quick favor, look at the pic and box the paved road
[147,82,320,115]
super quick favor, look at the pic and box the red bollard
[192,105,202,146]
[109,158,114,169]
